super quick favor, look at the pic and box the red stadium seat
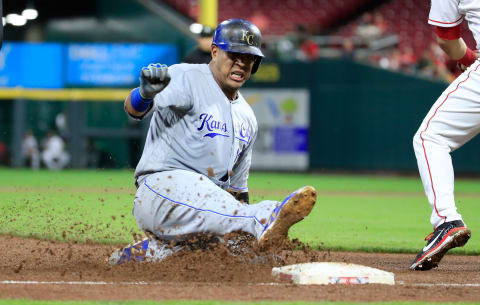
[160,0,375,35]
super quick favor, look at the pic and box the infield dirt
[1,235,480,302]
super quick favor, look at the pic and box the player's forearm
[124,88,152,118]
[437,37,467,60]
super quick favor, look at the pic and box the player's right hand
[139,63,171,99]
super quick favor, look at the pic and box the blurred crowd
[22,129,70,170]
[256,12,461,83]
[369,43,459,83]
[183,13,460,84]
[351,13,460,83]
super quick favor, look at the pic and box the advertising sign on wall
[66,43,178,87]
[0,43,63,88]
[242,88,310,170]
[0,42,178,89]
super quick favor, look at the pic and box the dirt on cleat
[260,186,317,249]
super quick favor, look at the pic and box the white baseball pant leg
[42,151,70,170]
[132,169,278,241]
[413,62,480,229]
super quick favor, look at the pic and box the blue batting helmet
[212,19,264,74]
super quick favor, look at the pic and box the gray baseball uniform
[132,63,279,241]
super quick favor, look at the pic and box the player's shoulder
[167,64,211,87]
[168,63,210,77]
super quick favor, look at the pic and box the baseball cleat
[108,235,185,265]
[259,186,316,248]
[108,236,150,265]
[410,220,471,271]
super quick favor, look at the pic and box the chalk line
[0,280,148,286]
[1,280,480,288]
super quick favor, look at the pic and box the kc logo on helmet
[241,30,255,46]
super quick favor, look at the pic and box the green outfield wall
[247,59,480,172]
[3,59,480,172]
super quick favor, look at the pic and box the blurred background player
[22,130,40,169]
[410,0,480,271]
[41,130,70,170]
[109,19,317,265]
[183,25,214,64]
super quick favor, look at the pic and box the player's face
[210,46,255,99]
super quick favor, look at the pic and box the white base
[272,262,395,285]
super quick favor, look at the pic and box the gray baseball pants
[132,169,279,241]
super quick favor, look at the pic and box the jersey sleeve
[228,118,258,193]
[428,0,463,27]
[153,65,193,111]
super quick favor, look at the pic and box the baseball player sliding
[410,0,480,271]
[108,19,317,264]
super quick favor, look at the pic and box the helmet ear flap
[252,56,262,74]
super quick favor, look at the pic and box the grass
[1,169,479,254]
[1,169,480,305]
[0,169,138,244]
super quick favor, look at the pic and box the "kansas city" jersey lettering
[198,113,229,138]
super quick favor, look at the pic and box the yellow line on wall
[0,88,132,102]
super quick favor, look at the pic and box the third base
[272,262,395,285]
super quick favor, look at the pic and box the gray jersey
[134,63,258,192]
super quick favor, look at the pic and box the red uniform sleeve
[434,24,462,40]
